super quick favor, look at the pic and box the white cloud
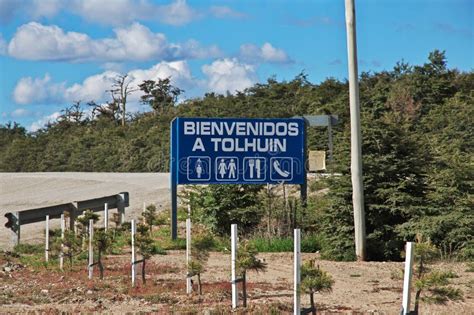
[10,108,31,118]
[13,61,196,105]
[13,74,65,105]
[202,58,256,94]
[210,6,247,19]
[7,22,221,62]
[71,0,200,26]
[29,111,61,132]
[30,0,63,18]
[239,42,291,64]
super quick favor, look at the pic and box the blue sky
[0,0,472,131]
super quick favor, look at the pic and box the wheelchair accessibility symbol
[270,157,293,181]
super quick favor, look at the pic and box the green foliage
[135,223,165,258]
[76,210,100,231]
[191,185,264,236]
[94,229,112,254]
[249,235,322,253]
[142,204,158,233]
[411,237,464,311]
[14,243,43,254]
[300,260,334,294]
[62,230,83,267]
[236,241,267,277]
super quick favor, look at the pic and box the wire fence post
[60,213,65,270]
[186,217,192,294]
[401,242,414,315]
[231,224,238,309]
[131,219,136,287]
[294,228,301,314]
[45,215,49,262]
[88,219,94,280]
[104,203,109,231]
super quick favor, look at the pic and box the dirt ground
[1,250,473,314]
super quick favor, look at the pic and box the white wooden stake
[231,224,238,309]
[187,204,191,217]
[104,203,109,231]
[294,229,301,315]
[60,213,65,270]
[186,218,192,294]
[402,242,414,315]
[88,219,94,280]
[131,219,136,287]
[45,215,49,262]
[143,202,146,215]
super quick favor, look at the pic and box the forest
[1,50,472,261]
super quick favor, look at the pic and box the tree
[191,185,263,236]
[236,241,267,307]
[93,228,112,279]
[110,74,137,127]
[61,230,82,268]
[411,236,463,314]
[188,228,214,294]
[300,260,334,314]
[142,204,158,235]
[76,210,100,232]
[139,78,183,114]
[135,223,156,284]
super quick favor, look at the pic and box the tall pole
[344,0,366,261]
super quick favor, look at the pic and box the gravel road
[0,173,171,249]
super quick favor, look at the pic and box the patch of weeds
[177,207,188,222]
[443,270,459,278]
[390,269,403,280]
[350,274,361,277]
[14,243,43,254]
[423,287,463,303]
[144,294,178,304]
[465,262,474,272]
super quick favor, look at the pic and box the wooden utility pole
[344,0,366,261]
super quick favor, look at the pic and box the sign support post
[170,119,178,240]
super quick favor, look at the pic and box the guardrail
[4,192,129,247]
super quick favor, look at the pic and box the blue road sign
[171,117,306,185]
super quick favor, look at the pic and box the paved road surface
[0,173,171,249]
